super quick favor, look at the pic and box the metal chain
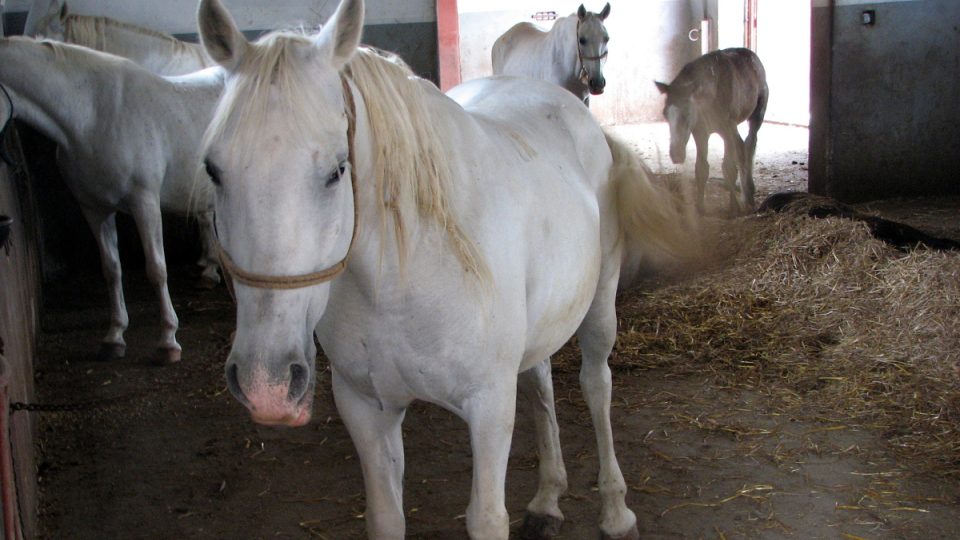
[9,393,136,414]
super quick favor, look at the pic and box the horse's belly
[519,207,602,371]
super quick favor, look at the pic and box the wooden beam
[436,0,461,91]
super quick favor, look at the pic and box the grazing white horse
[0,37,223,363]
[198,0,689,537]
[492,3,611,105]
[34,0,213,76]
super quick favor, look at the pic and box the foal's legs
[577,278,638,539]
[720,128,746,216]
[692,130,710,214]
[80,207,128,361]
[518,358,568,538]
[741,100,767,213]
[332,371,407,539]
[129,198,181,363]
[739,127,757,213]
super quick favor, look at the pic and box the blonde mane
[202,31,485,281]
[64,14,207,64]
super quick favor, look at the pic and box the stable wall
[0,131,42,540]
[16,0,440,81]
[810,0,960,202]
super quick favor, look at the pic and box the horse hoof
[519,512,563,539]
[601,523,640,540]
[97,343,126,362]
[155,347,182,365]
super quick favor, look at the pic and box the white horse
[0,37,223,363]
[198,0,689,537]
[34,0,213,76]
[492,3,611,105]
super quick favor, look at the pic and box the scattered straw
[612,210,960,476]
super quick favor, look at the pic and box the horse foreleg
[332,372,407,540]
[196,209,222,288]
[81,208,128,361]
[692,131,710,214]
[577,279,639,540]
[721,131,745,216]
[130,199,181,364]
[518,358,567,539]
[464,377,517,539]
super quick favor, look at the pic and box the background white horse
[197,0,691,538]
[0,37,222,363]
[34,0,213,75]
[492,3,611,105]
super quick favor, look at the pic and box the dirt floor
[30,124,960,539]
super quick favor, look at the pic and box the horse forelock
[201,31,333,164]
[201,32,485,282]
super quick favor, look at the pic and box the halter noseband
[217,74,359,292]
[575,19,608,82]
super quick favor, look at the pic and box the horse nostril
[288,362,310,403]
[225,362,248,405]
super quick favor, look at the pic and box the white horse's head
[197,0,363,426]
[655,80,697,164]
[576,3,611,95]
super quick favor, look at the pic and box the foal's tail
[604,129,701,288]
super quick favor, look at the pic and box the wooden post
[436,0,461,91]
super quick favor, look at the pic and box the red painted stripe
[436,0,461,91]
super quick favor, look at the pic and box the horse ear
[314,0,365,69]
[58,0,69,22]
[599,3,611,20]
[197,0,250,72]
[577,4,587,20]
[655,81,670,94]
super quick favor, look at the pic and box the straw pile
[611,210,960,475]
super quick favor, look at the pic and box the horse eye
[579,37,587,46]
[326,161,347,187]
[204,159,221,186]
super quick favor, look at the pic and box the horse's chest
[319,307,498,408]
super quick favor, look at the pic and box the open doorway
[719,0,810,126]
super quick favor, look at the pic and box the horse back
[491,22,549,75]
[680,48,767,125]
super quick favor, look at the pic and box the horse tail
[604,128,701,288]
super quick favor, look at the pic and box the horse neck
[67,16,204,74]
[549,16,583,84]
[0,41,101,149]
[343,76,476,286]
